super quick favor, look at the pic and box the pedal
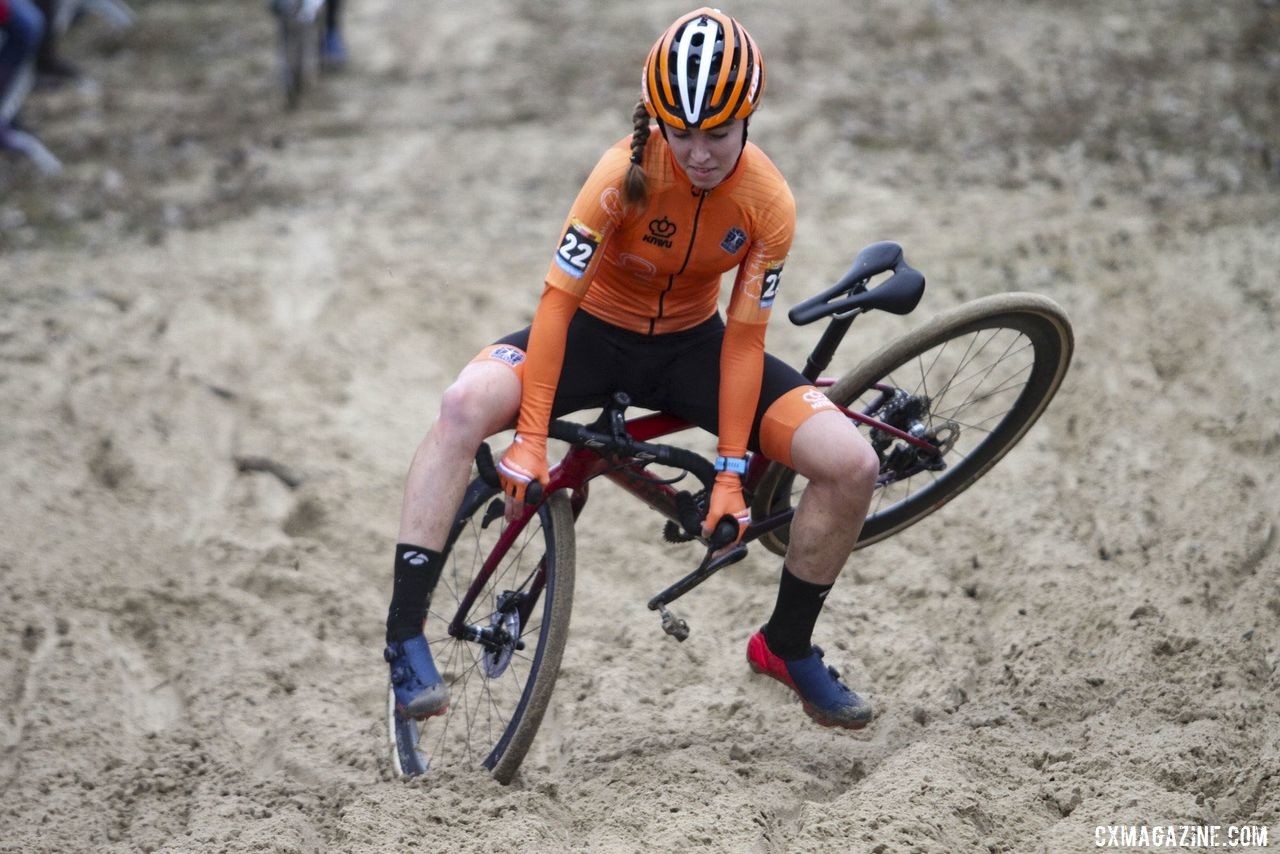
[657,606,690,642]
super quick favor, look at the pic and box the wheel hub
[480,591,524,678]
[871,389,959,478]
[870,390,930,451]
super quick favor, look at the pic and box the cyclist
[0,0,44,147]
[385,7,879,731]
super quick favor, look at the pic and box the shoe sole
[397,684,450,720]
[398,703,449,722]
[748,659,873,731]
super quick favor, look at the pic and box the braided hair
[624,99,652,206]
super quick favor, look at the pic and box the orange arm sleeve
[515,284,582,441]
[717,317,768,460]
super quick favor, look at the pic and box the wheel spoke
[390,490,573,781]
[753,298,1071,558]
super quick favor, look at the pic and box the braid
[624,99,652,206]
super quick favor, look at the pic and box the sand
[1,1,1277,852]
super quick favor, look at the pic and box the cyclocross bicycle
[387,241,1074,784]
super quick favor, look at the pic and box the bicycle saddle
[789,241,926,325]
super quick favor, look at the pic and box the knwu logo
[644,217,677,249]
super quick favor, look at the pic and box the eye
[711,131,731,140]
[671,131,691,141]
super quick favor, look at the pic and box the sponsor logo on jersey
[643,216,677,249]
[720,226,747,254]
[802,389,835,410]
[489,346,525,367]
[760,260,785,308]
[599,187,623,219]
[555,218,602,279]
[619,253,658,279]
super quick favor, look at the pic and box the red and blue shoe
[747,629,873,730]
[385,635,449,720]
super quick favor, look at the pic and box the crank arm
[646,544,748,612]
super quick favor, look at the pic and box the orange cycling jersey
[515,131,796,464]
[546,133,795,334]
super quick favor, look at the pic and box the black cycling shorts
[496,310,809,453]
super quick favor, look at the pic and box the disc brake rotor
[481,595,522,678]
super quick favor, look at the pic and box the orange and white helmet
[642,7,765,131]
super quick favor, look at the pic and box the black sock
[385,543,444,643]
[761,564,833,660]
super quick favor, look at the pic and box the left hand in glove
[702,469,750,546]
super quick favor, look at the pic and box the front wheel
[388,485,576,784]
[752,292,1073,556]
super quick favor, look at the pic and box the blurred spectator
[322,0,345,69]
[1,0,44,136]
[34,0,81,85]
[1,0,61,172]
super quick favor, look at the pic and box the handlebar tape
[708,514,741,550]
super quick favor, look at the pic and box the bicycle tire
[387,486,576,784]
[751,292,1073,555]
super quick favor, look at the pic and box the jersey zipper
[650,188,708,335]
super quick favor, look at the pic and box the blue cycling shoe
[747,629,873,729]
[385,635,449,719]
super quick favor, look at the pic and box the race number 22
[555,219,602,279]
[760,260,785,308]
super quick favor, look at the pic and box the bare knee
[791,413,879,495]
[843,434,880,493]
[813,434,878,494]
[434,367,519,447]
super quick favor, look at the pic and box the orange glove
[498,433,549,512]
[702,470,750,545]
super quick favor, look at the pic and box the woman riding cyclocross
[385,7,880,732]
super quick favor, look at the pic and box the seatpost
[801,315,858,383]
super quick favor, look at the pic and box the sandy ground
[2,1,1278,851]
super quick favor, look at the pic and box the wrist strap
[714,455,749,475]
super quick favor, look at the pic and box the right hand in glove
[497,433,549,519]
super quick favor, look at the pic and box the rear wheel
[752,293,1073,555]
[388,484,575,784]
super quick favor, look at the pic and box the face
[666,118,745,189]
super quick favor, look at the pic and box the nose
[688,139,713,164]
